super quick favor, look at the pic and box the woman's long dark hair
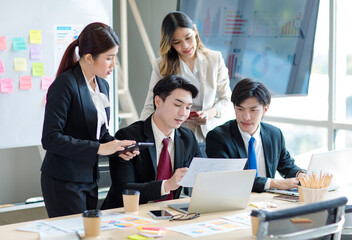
[56,22,120,77]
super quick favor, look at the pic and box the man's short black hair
[231,78,271,106]
[153,75,199,109]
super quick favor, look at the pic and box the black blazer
[41,63,114,183]
[206,120,301,192]
[101,115,203,210]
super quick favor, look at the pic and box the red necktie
[157,138,173,200]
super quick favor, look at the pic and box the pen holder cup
[298,186,304,202]
[301,187,329,204]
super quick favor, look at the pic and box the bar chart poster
[178,0,319,95]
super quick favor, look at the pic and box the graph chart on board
[178,0,319,95]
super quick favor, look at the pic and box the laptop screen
[308,149,352,190]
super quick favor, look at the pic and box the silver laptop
[307,149,352,191]
[168,170,256,214]
[267,148,352,196]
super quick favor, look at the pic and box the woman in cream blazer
[140,12,234,143]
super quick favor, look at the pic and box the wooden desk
[0,191,349,240]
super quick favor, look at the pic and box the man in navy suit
[102,75,204,209]
[206,78,305,193]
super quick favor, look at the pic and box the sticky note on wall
[1,78,14,93]
[41,76,53,90]
[0,60,4,74]
[30,45,42,59]
[0,36,6,50]
[12,37,27,51]
[29,30,42,44]
[32,62,44,76]
[14,57,27,71]
[19,76,32,90]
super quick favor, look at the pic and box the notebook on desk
[168,169,256,214]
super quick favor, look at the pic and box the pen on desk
[75,231,82,240]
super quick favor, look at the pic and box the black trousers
[41,173,98,218]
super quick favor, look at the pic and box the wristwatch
[296,169,307,177]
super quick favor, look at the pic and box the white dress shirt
[83,73,110,140]
[151,116,175,196]
[179,57,204,142]
[238,125,271,189]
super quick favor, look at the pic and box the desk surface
[1,191,350,240]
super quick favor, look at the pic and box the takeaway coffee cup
[82,209,102,238]
[250,211,259,236]
[122,189,140,213]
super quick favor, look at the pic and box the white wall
[0,0,177,205]
[113,0,178,114]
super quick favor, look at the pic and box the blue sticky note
[12,37,27,51]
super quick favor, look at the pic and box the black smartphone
[148,210,173,220]
[117,142,154,154]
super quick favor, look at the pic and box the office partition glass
[335,130,352,150]
[336,0,352,124]
[265,121,328,169]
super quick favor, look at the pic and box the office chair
[252,196,347,240]
[342,204,352,239]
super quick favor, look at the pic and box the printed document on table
[178,157,247,187]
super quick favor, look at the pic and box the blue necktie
[248,137,258,177]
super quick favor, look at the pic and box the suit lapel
[144,116,157,176]
[260,124,274,177]
[73,64,97,140]
[173,129,184,171]
[96,76,110,123]
[197,52,208,109]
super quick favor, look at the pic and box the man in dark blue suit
[206,78,305,193]
[102,75,204,209]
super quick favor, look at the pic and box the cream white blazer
[140,50,235,142]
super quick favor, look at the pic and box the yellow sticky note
[29,30,42,44]
[127,235,152,240]
[32,62,44,76]
[14,57,27,71]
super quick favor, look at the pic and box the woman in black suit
[41,22,136,218]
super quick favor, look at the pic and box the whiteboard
[0,0,113,149]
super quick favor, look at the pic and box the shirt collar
[238,123,261,143]
[82,70,100,93]
[151,115,175,146]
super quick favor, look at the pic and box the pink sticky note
[41,76,53,90]
[0,60,4,73]
[19,75,32,90]
[0,36,6,50]
[1,78,14,93]
[30,45,42,59]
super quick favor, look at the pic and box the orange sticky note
[41,76,53,90]
[19,76,32,90]
[1,78,14,93]
[0,36,6,50]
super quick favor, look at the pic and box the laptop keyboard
[181,207,189,211]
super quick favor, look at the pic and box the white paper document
[178,157,247,187]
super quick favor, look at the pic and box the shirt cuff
[161,180,170,196]
[264,178,271,190]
